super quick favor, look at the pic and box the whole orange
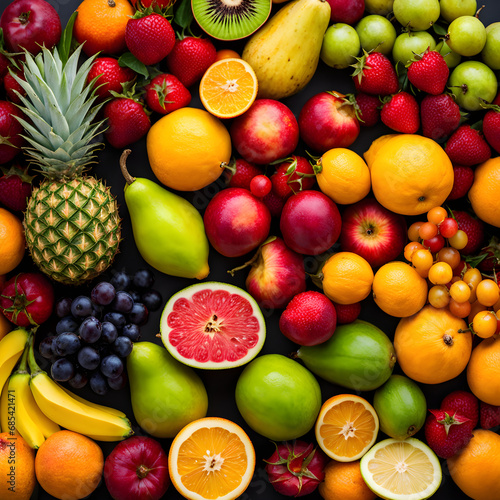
[467,335,500,405]
[74,0,134,56]
[363,133,400,169]
[394,305,472,384]
[35,430,104,500]
[370,134,454,215]
[448,429,500,500]
[0,433,35,500]
[468,157,500,228]
[372,261,428,317]
[0,208,25,275]
[319,460,376,500]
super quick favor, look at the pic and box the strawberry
[477,236,500,273]
[4,68,26,104]
[0,165,33,212]
[103,89,151,149]
[420,93,461,142]
[352,92,380,127]
[494,91,500,106]
[380,91,420,133]
[166,36,217,88]
[446,165,474,201]
[144,73,191,114]
[332,301,361,324]
[445,124,491,166]
[86,57,136,101]
[479,401,500,430]
[270,156,315,200]
[125,10,176,66]
[262,189,286,218]
[424,409,474,459]
[440,390,479,427]
[0,100,24,164]
[223,158,263,189]
[482,104,500,155]
[451,210,485,256]
[351,51,399,96]
[407,50,449,95]
[279,291,337,346]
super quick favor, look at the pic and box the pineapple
[13,45,121,285]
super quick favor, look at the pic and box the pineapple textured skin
[24,176,121,285]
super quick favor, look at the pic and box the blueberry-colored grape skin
[90,281,116,306]
[56,316,80,335]
[103,311,127,330]
[133,268,155,290]
[101,321,119,344]
[77,346,101,371]
[79,316,102,344]
[128,303,148,326]
[111,291,134,314]
[122,323,141,342]
[110,271,131,292]
[51,358,75,382]
[107,372,127,390]
[91,303,104,320]
[113,336,133,358]
[39,336,56,359]
[89,371,109,396]
[54,333,81,357]
[129,290,141,302]
[68,371,88,389]
[100,354,124,379]
[55,297,72,318]
[71,296,93,319]
[141,290,162,311]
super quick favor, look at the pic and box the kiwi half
[192,0,272,40]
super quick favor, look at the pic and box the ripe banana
[60,385,127,418]
[28,346,133,442]
[0,383,11,433]
[0,328,30,396]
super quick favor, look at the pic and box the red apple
[339,197,408,268]
[230,99,299,164]
[298,91,360,153]
[0,0,62,54]
[104,436,170,500]
[0,101,25,164]
[327,0,365,24]
[280,190,342,255]
[236,236,306,310]
[203,187,271,258]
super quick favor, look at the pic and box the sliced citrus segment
[168,417,256,500]
[360,438,442,500]
[315,394,379,462]
[200,58,258,119]
[160,282,266,369]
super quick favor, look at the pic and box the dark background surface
[4,0,499,497]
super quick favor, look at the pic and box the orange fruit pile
[0,208,25,275]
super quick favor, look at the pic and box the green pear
[120,150,210,280]
[127,342,208,438]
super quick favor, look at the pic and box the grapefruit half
[160,282,266,369]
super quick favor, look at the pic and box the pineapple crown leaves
[10,44,107,178]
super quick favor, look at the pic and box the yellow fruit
[370,134,454,215]
[316,148,371,205]
[0,433,35,500]
[200,58,258,119]
[448,429,500,500]
[146,107,232,192]
[168,417,255,500]
[372,261,428,317]
[394,305,472,384]
[35,430,103,500]
[315,394,379,462]
[320,252,374,305]
[467,335,500,405]
[468,157,500,227]
[363,133,400,168]
[319,460,376,500]
[215,49,241,61]
[0,208,25,275]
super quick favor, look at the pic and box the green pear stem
[120,149,135,185]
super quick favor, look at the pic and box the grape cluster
[39,269,163,395]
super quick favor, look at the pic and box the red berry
[331,301,361,324]
[250,175,272,198]
[451,210,485,256]
[446,165,474,201]
[440,390,479,427]
[438,218,458,239]
[223,158,262,190]
[351,51,399,96]
[480,401,500,429]
[445,125,491,166]
[0,100,25,164]
[353,92,380,127]
[380,91,420,134]
[407,50,449,95]
[87,57,136,101]
[0,165,33,212]
[144,73,191,114]
[270,156,315,200]
[482,106,500,155]
[421,93,461,142]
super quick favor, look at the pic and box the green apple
[447,15,486,57]
[355,15,397,56]
[321,23,361,69]
[392,31,436,66]
[439,0,477,23]
[436,40,462,68]
[481,24,500,70]
[393,0,440,31]
[365,0,394,15]
[449,61,498,111]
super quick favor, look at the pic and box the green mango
[121,151,210,279]
[295,319,396,392]
[127,342,208,438]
